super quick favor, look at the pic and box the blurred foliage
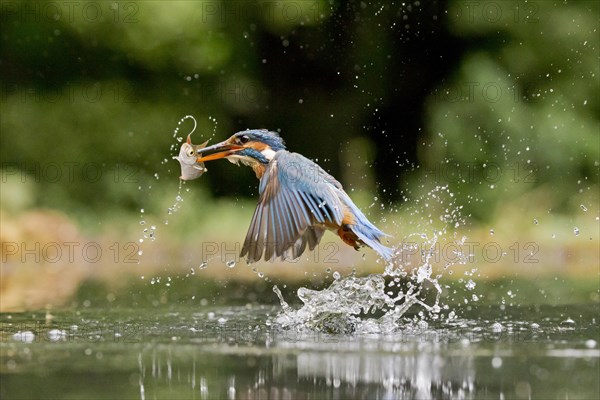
[422,0,599,220]
[0,0,598,224]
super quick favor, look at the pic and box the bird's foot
[338,226,360,250]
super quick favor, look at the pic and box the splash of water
[272,185,474,333]
[138,115,223,278]
[138,115,204,260]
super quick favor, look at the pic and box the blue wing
[241,151,345,263]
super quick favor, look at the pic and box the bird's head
[196,129,286,166]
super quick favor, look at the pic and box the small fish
[173,134,209,180]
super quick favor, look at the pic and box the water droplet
[533,218,538,225]
[332,271,341,280]
[492,357,503,368]
[560,318,576,326]
[198,262,208,270]
[12,331,35,343]
[489,229,494,235]
[580,204,588,212]
[465,280,476,290]
[573,227,580,236]
[226,260,236,268]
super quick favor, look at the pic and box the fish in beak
[173,134,209,180]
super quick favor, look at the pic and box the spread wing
[241,151,345,263]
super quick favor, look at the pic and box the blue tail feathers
[342,198,394,261]
[351,221,394,261]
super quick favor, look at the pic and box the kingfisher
[193,129,393,263]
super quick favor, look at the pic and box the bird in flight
[191,129,393,263]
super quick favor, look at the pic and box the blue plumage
[195,129,393,263]
[235,129,286,152]
[243,150,393,263]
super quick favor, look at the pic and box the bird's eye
[238,135,250,144]
[188,149,194,156]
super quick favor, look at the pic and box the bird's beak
[195,140,244,162]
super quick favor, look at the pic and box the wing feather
[280,189,301,235]
[272,193,288,256]
[241,202,260,259]
[265,197,277,261]
[241,151,346,263]
[300,191,324,223]
[277,190,298,251]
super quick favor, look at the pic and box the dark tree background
[1,0,597,221]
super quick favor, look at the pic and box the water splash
[272,185,473,333]
[138,116,205,265]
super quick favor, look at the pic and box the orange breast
[252,164,266,179]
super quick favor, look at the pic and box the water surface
[1,302,598,399]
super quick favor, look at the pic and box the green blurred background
[1,0,598,311]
